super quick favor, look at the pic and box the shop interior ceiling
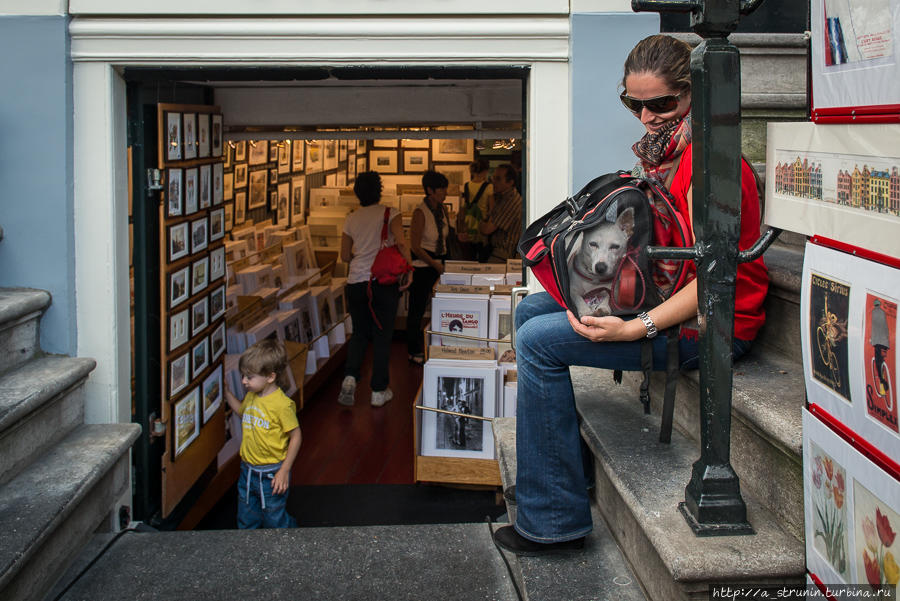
[126,66,524,140]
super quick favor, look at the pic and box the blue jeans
[512,292,752,543]
[237,461,297,529]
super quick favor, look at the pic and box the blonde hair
[622,34,692,94]
[239,339,291,391]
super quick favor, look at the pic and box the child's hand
[271,468,291,495]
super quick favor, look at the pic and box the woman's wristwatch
[637,312,657,339]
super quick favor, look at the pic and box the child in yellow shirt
[224,339,302,529]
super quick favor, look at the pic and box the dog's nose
[594,261,607,274]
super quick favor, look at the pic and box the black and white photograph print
[169,309,189,351]
[184,168,199,214]
[211,114,223,157]
[169,222,189,262]
[183,113,197,161]
[421,364,497,460]
[291,176,305,224]
[169,352,189,397]
[167,168,183,217]
[213,162,224,205]
[198,113,210,158]
[248,169,268,210]
[277,182,290,225]
[191,296,209,337]
[278,141,290,173]
[199,164,212,209]
[210,208,225,241]
[209,246,225,282]
[169,266,190,309]
[191,256,209,295]
[209,284,226,321]
[165,112,183,162]
[211,321,226,361]
[190,217,208,255]
[269,141,279,162]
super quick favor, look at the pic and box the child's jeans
[237,461,297,529]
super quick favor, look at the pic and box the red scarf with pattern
[632,113,692,185]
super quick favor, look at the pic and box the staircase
[0,288,141,601]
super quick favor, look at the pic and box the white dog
[567,207,634,317]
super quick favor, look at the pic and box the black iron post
[633,0,772,535]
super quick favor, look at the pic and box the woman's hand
[566,311,641,343]
[399,271,413,292]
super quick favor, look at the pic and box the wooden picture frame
[431,138,474,162]
[234,140,247,162]
[233,163,248,188]
[191,296,209,337]
[370,150,398,174]
[164,111,183,163]
[191,256,209,295]
[209,246,225,282]
[191,337,210,378]
[169,265,190,309]
[210,321,226,361]
[211,114,223,157]
[182,113,197,161]
[249,140,268,165]
[199,164,212,210]
[167,168,183,217]
[213,162,224,206]
[209,284,226,321]
[184,168,199,215]
[202,364,223,424]
[168,352,190,397]
[173,387,200,458]
[197,113,211,159]
[248,169,268,210]
[234,191,247,224]
[190,218,208,254]
[403,149,429,173]
[169,309,189,351]
[168,222,189,262]
[209,208,225,242]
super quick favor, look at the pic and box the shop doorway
[125,66,527,527]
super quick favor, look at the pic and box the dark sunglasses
[619,91,682,114]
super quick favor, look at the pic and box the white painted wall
[0,0,65,15]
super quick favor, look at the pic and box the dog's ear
[616,207,635,238]
[569,231,583,261]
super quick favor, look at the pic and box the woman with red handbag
[338,171,412,408]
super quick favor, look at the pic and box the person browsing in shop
[479,163,522,263]
[223,339,301,529]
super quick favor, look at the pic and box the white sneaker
[371,388,393,407]
[338,375,356,406]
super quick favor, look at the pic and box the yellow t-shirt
[239,388,299,466]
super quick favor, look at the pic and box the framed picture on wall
[213,162,224,205]
[306,142,323,173]
[209,246,225,282]
[210,284,226,321]
[249,140,268,165]
[347,155,357,182]
[210,208,225,241]
[169,266,190,309]
[202,364,223,424]
[324,140,338,170]
[182,113,197,160]
[168,222,189,262]
[210,321,226,361]
[191,297,209,336]
[169,309,189,351]
[199,164,212,210]
[269,167,278,185]
[167,168,183,217]
[211,114,223,157]
[269,141,279,162]
[234,191,247,224]
[339,140,348,162]
[234,140,247,162]
[190,218,208,254]
[291,176,305,224]
[248,169,267,210]
[165,112,183,162]
[403,150,429,173]
[234,163,248,188]
[184,168,199,214]
[278,141,291,173]
[191,256,209,295]
[431,138,474,162]
[435,164,470,191]
[198,113,211,158]
[224,203,233,232]
[277,181,290,225]
[356,156,367,174]
[224,142,232,169]
[269,190,278,211]
[373,138,398,148]
[292,140,305,172]
[402,138,430,149]
[168,352,189,397]
[370,150,398,174]
[192,337,209,378]
[173,387,200,458]
[223,171,233,201]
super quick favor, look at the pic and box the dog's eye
[588,242,599,249]
[609,244,621,250]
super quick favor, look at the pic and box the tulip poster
[804,409,899,592]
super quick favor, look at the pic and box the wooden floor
[289,338,423,485]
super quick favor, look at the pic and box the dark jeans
[407,264,442,355]
[345,281,399,392]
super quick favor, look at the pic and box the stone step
[0,288,51,376]
[609,347,805,539]
[56,524,519,601]
[0,356,96,484]
[574,381,805,601]
[0,423,141,601]
[493,418,648,601]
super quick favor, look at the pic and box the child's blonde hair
[239,339,291,391]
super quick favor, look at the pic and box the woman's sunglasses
[619,91,681,114]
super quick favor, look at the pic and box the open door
[156,102,227,517]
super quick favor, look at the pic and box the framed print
[339,139,348,162]
[292,139,305,172]
[430,296,489,346]
[373,138,398,148]
[209,246,225,281]
[278,141,291,173]
[277,182,290,225]
[183,113,197,161]
[165,112,182,162]
[169,309,189,351]
[224,142,232,168]
[325,173,337,187]
[173,387,200,458]
[191,256,209,295]
[234,163,248,188]
[421,362,497,459]
[234,191,247,224]
[269,141,279,162]
[347,155,357,183]
[168,222,189,262]
[370,150,398,174]
[210,208,225,241]
[190,218,208,254]
[402,138,430,148]
[431,138,474,162]
[435,164,470,191]
[211,114,223,157]
[349,139,357,152]
[169,266,190,309]
[269,168,278,186]
[197,113,210,158]
[209,284,226,321]
[336,171,347,188]
[213,162,224,205]
[184,168,199,215]
[403,150,429,173]
[166,168,183,217]
[249,139,268,165]
[269,190,278,211]
[306,141,323,173]
[234,140,247,162]
[248,169,268,210]
[356,156,367,175]
[202,364,223,424]
[224,203,233,231]
[357,139,367,153]
[191,296,209,336]
[223,171,233,201]
[168,352,189,397]
[210,321,226,361]
[291,176,305,225]
[199,164,212,209]
[324,140,338,170]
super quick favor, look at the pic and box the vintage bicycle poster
[810,272,852,401]
[863,293,898,433]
